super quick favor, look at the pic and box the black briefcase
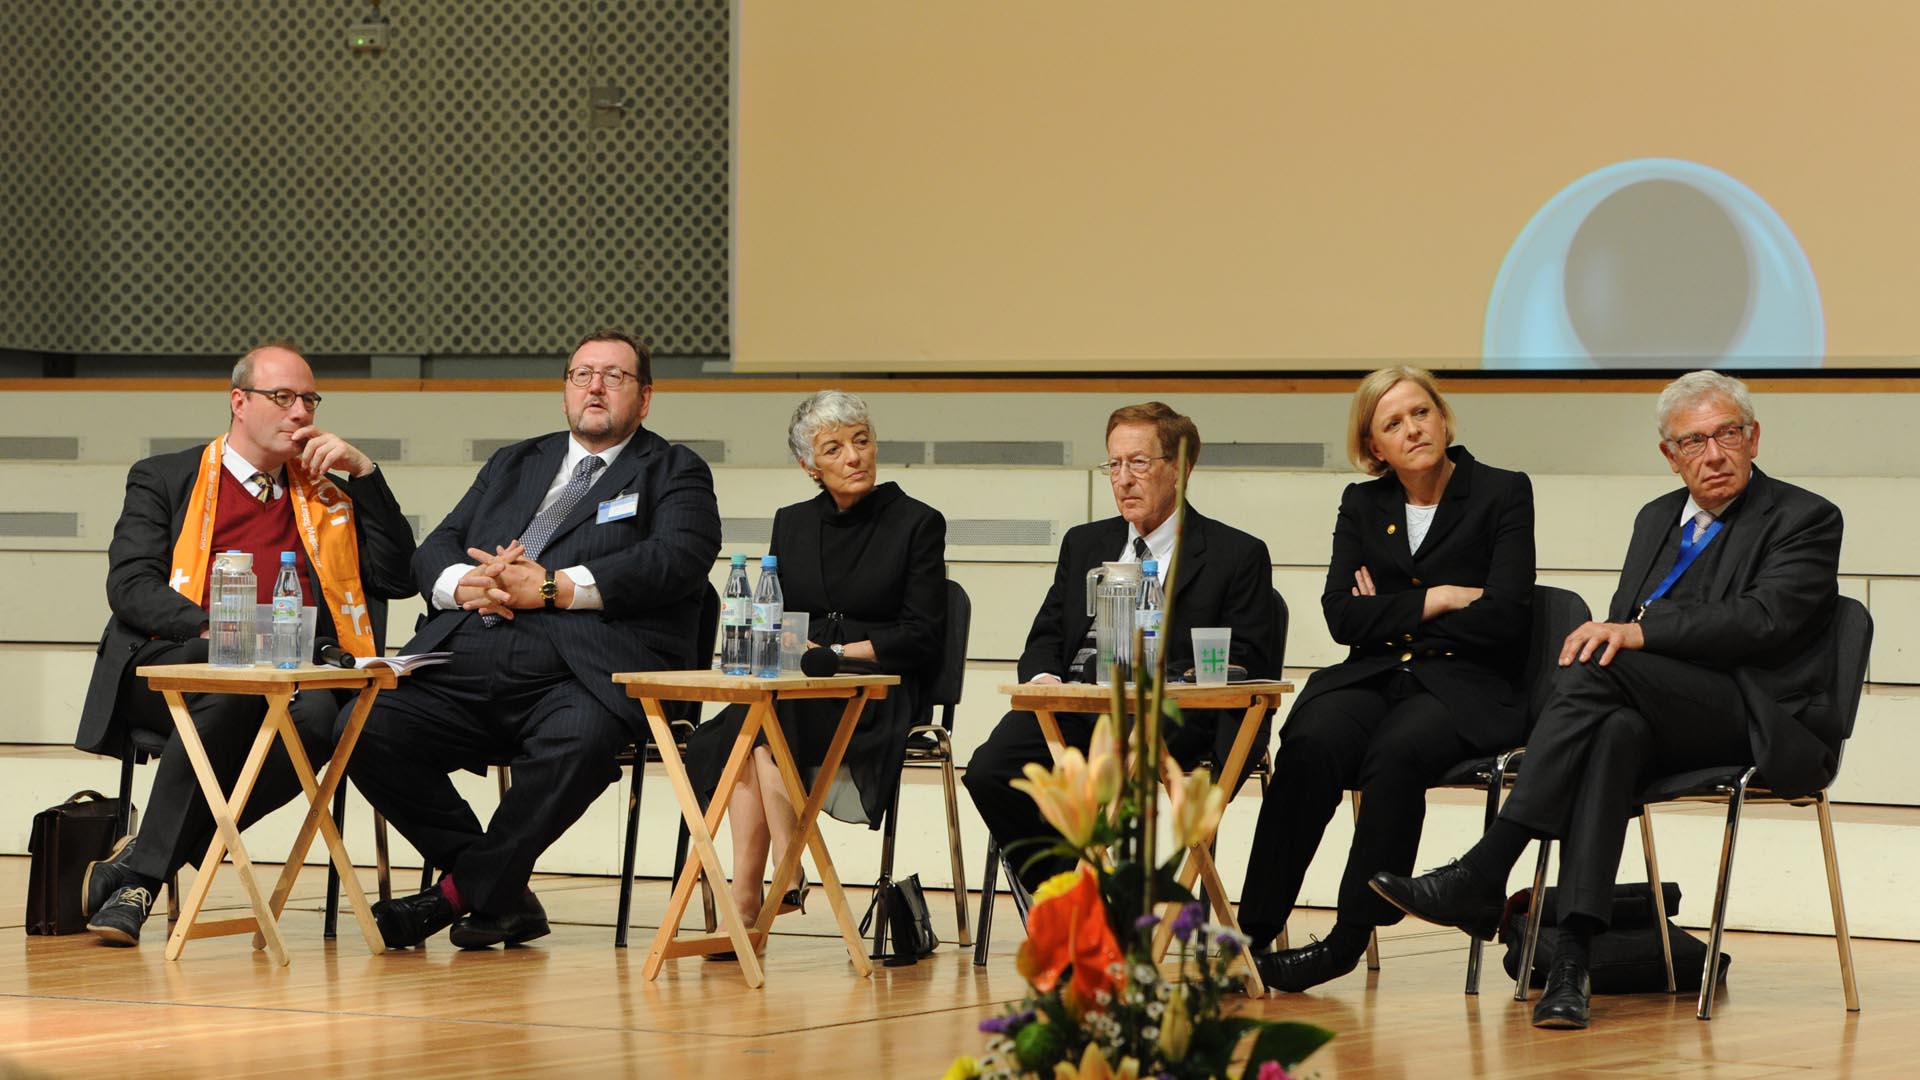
[1501,881,1732,993]
[25,790,124,936]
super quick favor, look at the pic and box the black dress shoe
[1532,953,1592,1030]
[449,891,551,950]
[372,886,458,949]
[1254,938,1363,993]
[83,835,140,917]
[1367,861,1503,941]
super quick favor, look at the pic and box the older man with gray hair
[1370,371,1844,1031]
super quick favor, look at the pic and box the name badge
[596,492,638,524]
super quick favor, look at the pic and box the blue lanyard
[1637,517,1723,619]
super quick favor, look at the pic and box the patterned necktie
[250,472,274,504]
[1690,509,1715,542]
[1133,536,1150,561]
[482,454,605,626]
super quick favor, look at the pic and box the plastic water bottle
[210,551,255,667]
[752,555,783,678]
[1137,559,1165,677]
[721,554,753,675]
[271,551,303,669]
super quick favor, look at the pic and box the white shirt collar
[222,441,282,500]
[564,430,634,474]
[1124,511,1180,567]
[1679,493,1725,530]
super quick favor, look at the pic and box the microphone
[799,645,840,678]
[316,640,359,670]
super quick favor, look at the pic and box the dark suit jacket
[1291,445,1536,749]
[1610,465,1843,796]
[77,446,417,756]
[405,426,721,730]
[1017,504,1277,767]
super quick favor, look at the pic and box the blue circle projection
[1483,159,1823,369]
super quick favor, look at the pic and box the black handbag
[26,790,125,936]
[861,872,941,966]
[1501,881,1732,993]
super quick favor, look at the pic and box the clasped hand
[454,541,549,620]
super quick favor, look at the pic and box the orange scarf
[168,436,378,659]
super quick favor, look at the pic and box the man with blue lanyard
[1369,371,1844,1031]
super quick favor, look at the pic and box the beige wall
[736,1,1920,371]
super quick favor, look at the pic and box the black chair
[974,586,1289,967]
[1272,583,1590,993]
[1512,595,1872,1020]
[866,580,973,956]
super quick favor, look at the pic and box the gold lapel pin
[1387,523,1397,535]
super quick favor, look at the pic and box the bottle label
[1137,610,1162,636]
[273,596,299,618]
[722,597,751,627]
[753,603,782,631]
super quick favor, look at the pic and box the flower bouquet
[947,442,1332,1080]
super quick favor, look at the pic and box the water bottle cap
[281,551,297,563]
[731,554,747,567]
[762,555,777,568]
[1141,559,1158,574]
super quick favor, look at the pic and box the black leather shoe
[372,886,458,949]
[1254,937,1363,993]
[449,890,551,950]
[83,835,140,917]
[1532,953,1592,1029]
[1367,861,1503,941]
[87,883,156,946]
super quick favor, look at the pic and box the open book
[355,652,453,674]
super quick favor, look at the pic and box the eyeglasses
[564,366,641,388]
[240,387,322,410]
[1666,422,1751,459]
[1098,455,1172,478]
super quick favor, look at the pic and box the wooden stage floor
[2,857,1911,1079]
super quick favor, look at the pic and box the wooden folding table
[135,662,397,965]
[614,670,897,988]
[1000,679,1293,994]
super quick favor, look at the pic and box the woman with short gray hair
[687,390,948,958]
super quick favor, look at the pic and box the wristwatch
[830,643,845,658]
[540,569,558,609]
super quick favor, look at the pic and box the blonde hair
[1345,366,1456,476]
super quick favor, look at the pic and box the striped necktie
[249,472,274,504]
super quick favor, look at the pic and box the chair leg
[615,754,645,948]
[115,749,137,839]
[870,781,902,960]
[496,765,511,797]
[937,731,972,947]
[324,784,346,940]
[1514,839,1551,1002]
[1639,809,1676,993]
[1463,758,1508,995]
[1815,792,1862,1012]
[1697,774,1751,1021]
[974,840,1000,966]
[373,810,393,902]
[1347,790,1380,971]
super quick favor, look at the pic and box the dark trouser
[1500,650,1752,928]
[963,706,1228,892]
[339,620,632,915]
[120,638,338,882]
[1238,673,1476,937]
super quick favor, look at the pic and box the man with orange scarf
[74,341,416,946]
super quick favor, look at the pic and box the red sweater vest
[205,468,312,606]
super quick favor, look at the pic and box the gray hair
[788,390,875,467]
[1656,370,1755,438]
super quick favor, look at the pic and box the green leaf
[1244,1021,1337,1070]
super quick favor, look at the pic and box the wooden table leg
[640,696,768,986]
[1033,708,1066,764]
[256,682,387,955]
[161,689,292,966]
[757,690,875,977]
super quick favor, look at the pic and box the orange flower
[1016,865,1125,1008]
